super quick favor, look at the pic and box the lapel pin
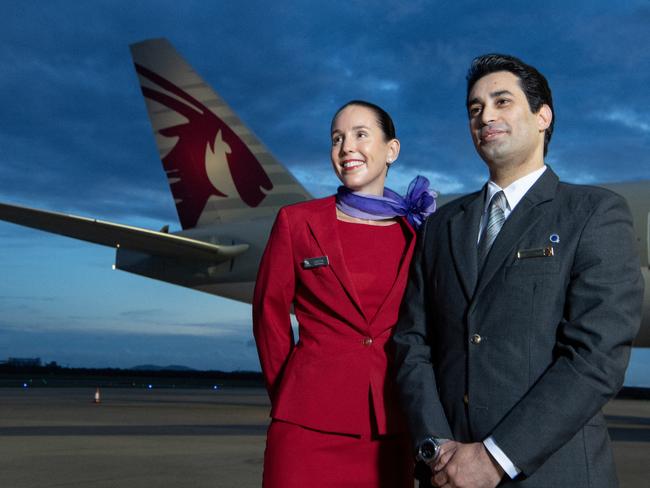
[549,233,560,244]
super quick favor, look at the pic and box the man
[394,54,644,487]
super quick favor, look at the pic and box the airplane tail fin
[129,38,310,230]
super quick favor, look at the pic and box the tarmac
[0,387,647,487]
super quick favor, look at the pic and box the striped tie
[478,190,507,268]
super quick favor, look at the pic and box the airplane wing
[0,202,248,263]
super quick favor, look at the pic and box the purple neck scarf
[336,175,437,229]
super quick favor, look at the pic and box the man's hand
[431,442,504,488]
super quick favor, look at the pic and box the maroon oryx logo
[135,63,273,229]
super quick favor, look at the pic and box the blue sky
[1,1,649,383]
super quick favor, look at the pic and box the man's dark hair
[466,54,554,156]
[331,100,396,141]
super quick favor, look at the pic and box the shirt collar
[484,165,547,213]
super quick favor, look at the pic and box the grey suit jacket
[394,168,644,487]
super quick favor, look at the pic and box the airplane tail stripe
[140,86,202,126]
[135,63,207,116]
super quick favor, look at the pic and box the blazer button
[470,334,482,345]
[362,337,373,346]
[463,393,469,405]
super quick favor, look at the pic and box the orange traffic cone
[94,387,101,404]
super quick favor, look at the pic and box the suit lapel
[449,191,484,300]
[474,168,559,298]
[305,197,368,322]
[369,217,416,327]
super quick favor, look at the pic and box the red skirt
[263,420,414,488]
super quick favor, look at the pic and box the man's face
[467,71,549,170]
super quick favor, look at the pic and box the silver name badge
[516,246,554,260]
[302,256,329,269]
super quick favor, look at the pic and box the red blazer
[253,196,415,435]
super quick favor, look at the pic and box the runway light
[23,383,28,388]
[148,384,153,389]
[212,385,219,390]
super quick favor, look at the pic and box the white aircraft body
[0,38,648,346]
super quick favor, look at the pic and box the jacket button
[470,334,482,344]
[463,394,469,405]
[362,337,373,346]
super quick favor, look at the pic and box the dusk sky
[1,1,649,384]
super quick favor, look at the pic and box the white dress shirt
[478,164,547,479]
[478,165,547,244]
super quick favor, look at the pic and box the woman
[253,100,435,487]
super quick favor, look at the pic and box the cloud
[387,166,466,195]
[373,79,400,92]
[0,325,260,370]
[564,4,650,71]
[289,166,339,198]
[0,309,253,338]
[0,295,55,303]
[600,109,650,134]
